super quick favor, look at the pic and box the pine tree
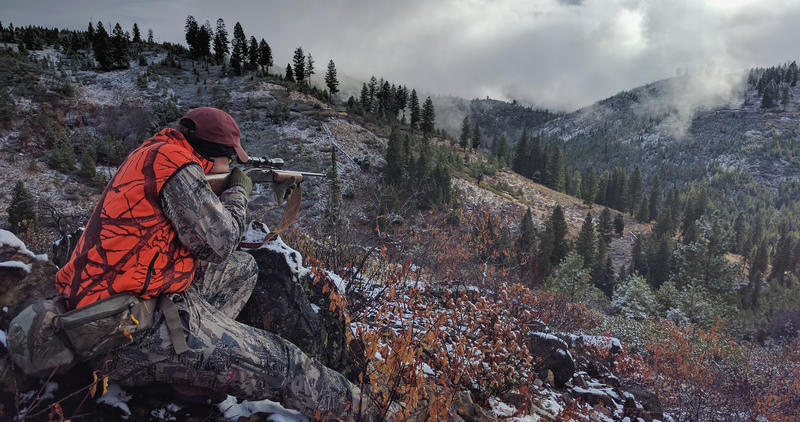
[495,134,508,166]
[544,145,565,192]
[409,89,420,130]
[248,36,258,70]
[292,47,305,85]
[360,83,370,111]
[614,213,624,235]
[92,21,111,70]
[198,21,213,62]
[147,28,154,45]
[230,22,247,74]
[185,16,199,60]
[284,64,294,82]
[518,207,536,251]
[421,96,435,135]
[636,195,650,222]
[87,22,95,48]
[546,205,569,266]
[110,23,129,68]
[213,18,228,64]
[770,225,793,286]
[132,23,141,43]
[7,181,36,234]
[471,122,481,150]
[598,207,613,247]
[576,212,596,269]
[305,53,315,84]
[324,59,339,103]
[382,128,404,186]
[582,166,598,205]
[258,39,272,73]
[611,274,657,319]
[512,129,529,176]
[459,116,470,150]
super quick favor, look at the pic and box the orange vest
[56,129,214,309]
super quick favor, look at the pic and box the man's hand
[228,167,253,196]
[272,177,296,204]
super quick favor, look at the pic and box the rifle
[205,157,326,246]
[205,157,325,195]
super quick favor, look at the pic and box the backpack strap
[158,295,189,354]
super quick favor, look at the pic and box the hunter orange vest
[56,128,214,309]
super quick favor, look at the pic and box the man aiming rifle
[53,107,373,418]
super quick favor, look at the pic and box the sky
[3,0,800,111]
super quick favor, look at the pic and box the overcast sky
[3,0,800,111]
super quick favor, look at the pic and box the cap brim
[234,145,249,164]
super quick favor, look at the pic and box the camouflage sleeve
[160,164,248,263]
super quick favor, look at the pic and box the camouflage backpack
[7,294,158,377]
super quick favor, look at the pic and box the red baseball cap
[182,107,249,163]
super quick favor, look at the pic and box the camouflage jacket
[160,164,248,264]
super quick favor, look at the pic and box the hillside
[0,31,798,422]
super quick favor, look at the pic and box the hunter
[55,107,370,418]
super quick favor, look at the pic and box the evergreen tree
[770,225,793,286]
[292,47,305,84]
[284,63,294,82]
[518,207,536,251]
[132,23,141,43]
[576,212,596,269]
[324,59,339,103]
[230,22,247,74]
[421,96,435,135]
[409,89,420,129]
[185,16,199,60]
[110,23,129,68]
[360,83,370,111]
[611,274,657,319]
[546,205,569,266]
[649,235,672,289]
[198,21,213,61]
[631,235,647,276]
[78,150,97,184]
[598,207,613,246]
[495,134,508,166]
[614,213,624,235]
[92,21,111,70]
[382,128,404,186]
[147,28,154,45]
[87,21,95,48]
[530,135,543,180]
[7,181,36,234]
[471,122,481,150]
[305,53,315,84]
[248,36,258,70]
[258,39,272,73]
[582,166,598,205]
[459,116,470,150]
[636,195,650,222]
[213,18,228,64]
[512,129,529,176]
[544,145,565,192]
[546,251,606,305]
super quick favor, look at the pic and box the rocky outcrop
[526,331,575,388]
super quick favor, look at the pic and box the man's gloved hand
[273,177,296,204]
[227,167,253,196]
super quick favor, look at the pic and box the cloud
[2,0,800,112]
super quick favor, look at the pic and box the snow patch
[218,395,308,421]
[0,261,33,273]
[41,382,58,400]
[96,384,132,418]
[324,270,347,294]
[0,229,36,258]
[2,306,7,313]
[310,304,320,314]
[260,236,311,279]
[489,396,517,417]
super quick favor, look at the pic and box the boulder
[236,237,361,382]
[525,331,575,387]
[620,381,663,421]
[448,391,496,422]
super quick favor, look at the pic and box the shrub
[48,138,76,172]
[7,180,37,233]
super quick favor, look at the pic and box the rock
[569,385,621,408]
[449,391,496,422]
[526,331,575,387]
[620,381,663,421]
[237,238,361,382]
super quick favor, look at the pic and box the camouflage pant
[97,251,369,419]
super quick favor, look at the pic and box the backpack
[7,294,159,377]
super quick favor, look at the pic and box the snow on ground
[0,229,36,257]
[489,396,517,417]
[217,395,308,421]
[0,329,7,347]
[96,384,132,418]
[0,261,33,273]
